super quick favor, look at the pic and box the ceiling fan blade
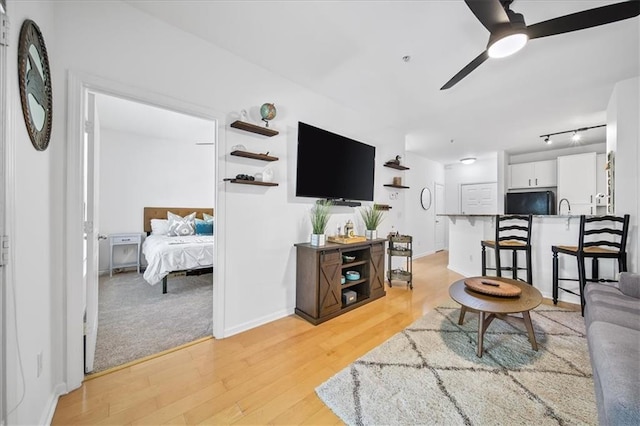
[465,0,511,32]
[440,50,489,90]
[527,1,640,40]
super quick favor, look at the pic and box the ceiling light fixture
[539,124,605,145]
[487,13,528,59]
[460,157,476,165]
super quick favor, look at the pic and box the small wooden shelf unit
[230,120,279,137]
[294,238,386,325]
[387,234,413,289]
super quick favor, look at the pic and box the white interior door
[83,92,101,373]
[435,183,445,251]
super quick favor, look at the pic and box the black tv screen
[295,122,376,202]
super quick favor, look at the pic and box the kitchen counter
[444,214,616,306]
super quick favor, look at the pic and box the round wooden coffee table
[449,276,543,357]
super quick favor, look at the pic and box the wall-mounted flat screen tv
[295,122,376,202]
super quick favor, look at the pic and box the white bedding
[142,234,214,285]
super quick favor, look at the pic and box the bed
[142,207,214,293]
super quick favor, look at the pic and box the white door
[434,183,445,251]
[84,92,101,373]
[460,183,497,214]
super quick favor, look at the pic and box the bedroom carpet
[316,300,596,426]
[92,271,213,373]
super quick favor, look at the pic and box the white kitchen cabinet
[509,159,557,189]
[557,152,597,215]
[596,153,606,207]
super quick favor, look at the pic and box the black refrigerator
[505,191,556,215]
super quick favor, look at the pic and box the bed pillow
[167,211,196,236]
[203,212,214,222]
[195,218,214,235]
[150,218,170,235]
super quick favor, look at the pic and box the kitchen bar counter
[443,214,615,305]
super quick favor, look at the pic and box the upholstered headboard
[143,207,214,234]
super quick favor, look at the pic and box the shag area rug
[93,272,213,373]
[316,301,596,425]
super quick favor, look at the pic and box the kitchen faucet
[558,198,571,215]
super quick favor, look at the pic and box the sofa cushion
[584,283,640,331]
[619,272,640,299]
[587,321,640,425]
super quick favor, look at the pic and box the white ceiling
[95,93,215,145]
[124,0,639,164]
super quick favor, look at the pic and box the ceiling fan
[440,0,640,90]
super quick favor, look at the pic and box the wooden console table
[294,238,386,325]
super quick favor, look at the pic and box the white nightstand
[109,233,142,277]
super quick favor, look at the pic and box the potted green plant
[310,200,332,246]
[360,204,385,239]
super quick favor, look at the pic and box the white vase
[310,233,326,246]
[365,229,377,240]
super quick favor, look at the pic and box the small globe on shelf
[260,103,277,127]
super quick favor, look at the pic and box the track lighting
[539,124,605,145]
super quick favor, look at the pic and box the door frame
[64,71,225,390]
[0,6,8,423]
[434,182,445,251]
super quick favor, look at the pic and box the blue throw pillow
[195,218,214,235]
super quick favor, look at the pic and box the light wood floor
[52,251,568,425]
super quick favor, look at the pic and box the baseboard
[223,307,294,338]
[412,249,435,260]
[40,383,66,426]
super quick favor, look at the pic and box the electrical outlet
[37,351,43,378]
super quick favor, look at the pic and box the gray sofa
[584,272,640,425]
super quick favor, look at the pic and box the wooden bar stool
[481,215,533,284]
[552,214,630,315]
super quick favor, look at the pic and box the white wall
[6,1,408,423]
[607,76,639,272]
[98,127,215,272]
[404,151,445,258]
[444,157,499,214]
[5,2,62,425]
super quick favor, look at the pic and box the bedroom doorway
[81,88,218,374]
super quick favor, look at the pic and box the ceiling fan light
[487,32,528,58]
[460,157,476,165]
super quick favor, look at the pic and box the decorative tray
[327,235,367,244]
[464,277,522,297]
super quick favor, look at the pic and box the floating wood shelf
[224,178,278,187]
[230,150,279,162]
[384,163,410,170]
[384,184,410,189]
[230,120,279,137]
[374,204,393,210]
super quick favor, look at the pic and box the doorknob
[98,234,108,240]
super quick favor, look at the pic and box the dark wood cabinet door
[370,243,385,296]
[319,251,341,316]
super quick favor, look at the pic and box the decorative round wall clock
[18,19,52,151]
